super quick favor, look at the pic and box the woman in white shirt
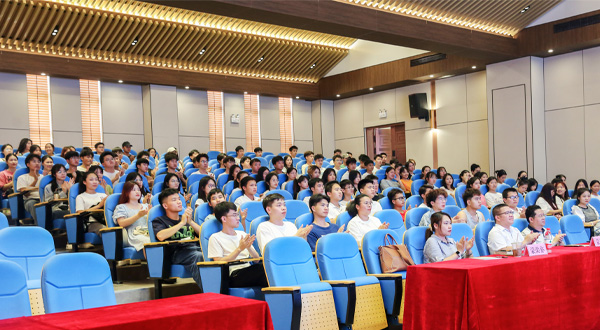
[17,154,42,225]
[535,183,562,218]
[441,173,455,198]
[282,167,297,190]
[554,181,569,211]
[113,181,151,253]
[346,194,389,246]
[485,176,503,209]
[75,171,108,235]
[571,188,600,236]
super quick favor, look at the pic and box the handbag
[379,233,415,273]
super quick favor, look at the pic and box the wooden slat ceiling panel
[0,0,355,83]
[336,0,563,36]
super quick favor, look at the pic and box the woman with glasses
[195,176,217,207]
[571,188,600,236]
[419,189,448,227]
[346,194,389,246]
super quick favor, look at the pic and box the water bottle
[544,228,552,253]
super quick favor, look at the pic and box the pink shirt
[0,169,15,196]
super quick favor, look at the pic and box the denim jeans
[171,244,204,286]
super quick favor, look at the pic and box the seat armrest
[144,241,169,247]
[322,280,355,285]
[8,192,25,198]
[367,273,403,279]
[99,226,124,233]
[34,201,51,207]
[64,213,80,219]
[197,261,228,266]
[100,226,124,261]
[262,286,301,292]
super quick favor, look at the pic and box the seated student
[208,201,268,287]
[536,183,563,218]
[153,188,203,286]
[289,145,298,158]
[136,151,156,177]
[485,176,503,208]
[16,138,32,156]
[256,193,312,252]
[424,171,437,187]
[75,172,108,239]
[330,149,342,166]
[89,165,113,195]
[380,167,403,191]
[230,169,248,197]
[466,177,487,208]
[417,184,435,208]
[163,173,191,203]
[164,152,187,187]
[356,154,368,170]
[339,179,354,206]
[195,176,217,207]
[227,164,241,183]
[388,188,409,219]
[190,153,213,178]
[307,165,321,179]
[301,151,315,175]
[321,168,337,186]
[420,166,431,180]
[282,167,297,190]
[262,172,279,194]
[527,178,538,193]
[147,148,159,163]
[347,194,389,246]
[135,158,153,187]
[235,176,259,208]
[454,188,485,229]
[419,189,448,227]
[553,180,569,211]
[256,166,270,182]
[517,170,528,181]
[521,205,566,246]
[502,187,526,219]
[94,142,104,154]
[373,154,383,171]
[1,143,13,160]
[234,146,245,165]
[456,170,471,187]
[43,164,73,221]
[77,148,95,172]
[348,170,361,193]
[41,155,54,176]
[61,146,76,158]
[271,156,285,175]
[441,173,455,198]
[283,156,294,173]
[487,203,539,254]
[253,147,263,158]
[238,156,250,171]
[436,167,447,179]
[101,151,122,184]
[29,144,42,156]
[304,178,325,205]
[112,147,129,170]
[591,180,600,200]
[0,154,17,198]
[341,157,357,180]
[325,181,346,220]
[571,188,600,236]
[44,143,55,157]
[17,153,42,224]
[249,158,261,175]
[397,166,413,197]
[64,150,82,183]
[127,172,151,197]
[121,141,136,162]
[380,152,388,165]
[293,175,309,200]
[332,155,344,173]
[200,188,234,224]
[113,181,151,256]
[365,174,383,201]
[495,169,508,185]
[423,212,474,264]
[476,171,489,185]
[314,154,324,173]
[361,160,375,179]
[471,163,481,176]
[307,194,343,251]
[515,178,528,199]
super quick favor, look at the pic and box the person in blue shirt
[307,194,346,251]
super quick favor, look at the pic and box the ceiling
[334,0,563,37]
[0,0,355,83]
[527,0,600,27]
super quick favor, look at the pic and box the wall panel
[149,85,179,153]
[436,76,467,126]
[223,93,245,151]
[437,123,468,174]
[583,47,600,106]
[260,96,280,152]
[545,107,585,187]
[362,89,396,128]
[544,52,584,111]
[0,72,29,144]
[101,82,144,150]
[50,77,83,146]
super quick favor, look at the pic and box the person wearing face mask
[423,212,474,263]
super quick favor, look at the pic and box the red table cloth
[0,293,273,330]
[404,246,600,330]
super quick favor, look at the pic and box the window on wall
[80,80,103,148]
[207,91,225,152]
[244,94,261,151]
[26,74,53,145]
[279,97,293,153]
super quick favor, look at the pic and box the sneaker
[78,243,94,249]
[129,259,142,265]
[65,243,73,250]
[117,260,129,267]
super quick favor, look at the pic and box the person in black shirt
[152,188,203,286]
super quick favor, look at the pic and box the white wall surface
[101,82,145,150]
[0,72,29,145]
[50,77,83,147]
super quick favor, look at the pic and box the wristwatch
[455,250,461,258]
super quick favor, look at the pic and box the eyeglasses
[227,213,240,218]
[499,211,513,216]
[506,196,519,200]
[361,201,373,206]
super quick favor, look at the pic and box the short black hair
[240,176,256,188]
[470,163,480,172]
[502,187,518,199]
[358,179,373,192]
[164,152,178,163]
[289,145,298,152]
[94,142,104,149]
[333,155,342,161]
[136,151,150,160]
[254,147,262,153]
[304,151,314,158]
[64,150,80,160]
[462,188,481,206]
[314,154,324,161]
[136,158,149,167]
[25,153,41,164]
[188,149,200,157]
[99,151,115,164]
[419,184,434,197]
[387,188,403,202]
[309,194,330,210]
[272,155,283,164]
[525,205,542,223]
[363,159,374,166]
[374,154,382,160]
[262,193,284,211]
[340,179,353,189]
[195,153,208,162]
[249,158,260,166]
[345,157,357,166]
[325,181,340,194]
[217,153,226,162]
[158,188,180,208]
[80,149,94,158]
[214,201,237,223]
[223,156,235,164]
[308,177,323,190]
[235,146,244,152]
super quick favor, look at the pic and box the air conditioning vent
[410,53,447,67]
[554,14,600,33]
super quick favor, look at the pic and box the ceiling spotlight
[336,94,341,98]
[257,56,265,63]
[185,86,190,89]
[295,96,300,99]
[472,65,477,69]
[548,49,554,53]
[118,80,123,83]
[199,47,206,55]
[369,87,374,91]
[51,26,59,36]
[40,73,46,76]
[429,75,434,78]
[244,91,248,94]
[131,37,139,46]
[520,5,530,13]
[309,63,317,69]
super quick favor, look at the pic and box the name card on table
[525,244,548,257]
[590,237,600,247]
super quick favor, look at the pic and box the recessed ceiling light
[199,47,206,55]
[40,73,46,76]
[185,86,190,89]
[548,49,554,53]
[309,63,317,69]
[472,65,477,69]
[295,96,300,99]
[440,75,453,79]
[336,94,341,98]
[369,87,374,91]
[429,75,434,78]
[257,56,265,63]
[51,26,59,36]
[131,37,139,46]
[520,5,530,13]
[118,80,123,83]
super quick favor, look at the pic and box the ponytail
[347,194,368,217]
[424,212,452,240]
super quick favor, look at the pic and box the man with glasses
[388,188,409,219]
[191,153,213,178]
[502,187,526,219]
[521,205,566,246]
[488,204,539,254]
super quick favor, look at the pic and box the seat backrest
[496,184,510,193]
[474,221,496,256]
[0,227,55,283]
[187,174,206,191]
[255,181,267,195]
[213,167,225,177]
[285,200,310,222]
[13,167,29,185]
[378,197,392,210]
[242,201,268,231]
[152,182,164,195]
[263,236,321,286]
[283,180,295,196]
[297,189,312,201]
[375,209,406,238]
[113,182,125,194]
[504,178,516,187]
[434,179,442,188]
[0,260,31,320]
[411,179,425,196]
[216,174,229,189]
[525,191,540,207]
[41,253,116,314]
[405,207,429,229]
[381,187,402,197]
[194,203,213,225]
[455,185,467,208]
[479,205,491,221]
[412,169,422,177]
[443,205,461,218]
[199,218,222,260]
[560,215,588,244]
[0,213,7,230]
[336,168,348,181]
[104,193,121,228]
[562,199,577,216]
[51,156,67,166]
[295,213,317,229]
[449,223,479,257]
[403,226,428,265]
[405,195,423,209]
[265,189,293,200]
[37,175,54,201]
[229,190,244,203]
[148,205,165,243]
[361,229,401,274]
[316,233,367,280]
[512,218,528,232]
[207,151,220,160]
[223,181,235,198]
[446,194,457,206]
[545,216,560,235]
[589,198,600,213]
[517,193,525,207]
[335,211,353,228]
[249,215,270,254]
[188,181,200,196]
[68,183,105,214]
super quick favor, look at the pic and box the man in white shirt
[521,205,566,246]
[100,151,121,184]
[417,184,435,208]
[332,155,343,173]
[234,176,259,208]
[303,178,324,206]
[256,194,312,253]
[271,156,285,175]
[289,145,298,159]
[488,204,539,254]
[301,151,314,175]
[502,188,526,219]
[234,146,245,165]
[341,158,357,180]
[358,179,382,216]
[190,153,213,178]
[314,154,324,174]
[325,181,346,220]
[361,160,375,179]
[329,149,342,165]
[374,154,383,171]
[207,202,268,288]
